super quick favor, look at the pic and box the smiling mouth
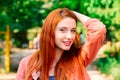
[63,41,72,46]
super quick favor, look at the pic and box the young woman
[16,8,106,80]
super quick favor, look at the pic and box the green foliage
[97,56,120,80]
[0,0,49,46]
[51,0,120,42]
[97,41,120,80]
[103,41,120,58]
[0,48,4,56]
[0,0,45,32]
[50,0,79,10]
[97,57,117,74]
[111,64,120,80]
[96,41,120,80]
[0,0,120,46]
[87,0,120,42]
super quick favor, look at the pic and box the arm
[16,59,26,80]
[73,11,90,25]
[16,56,31,80]
[73,11,106,67]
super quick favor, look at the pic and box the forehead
[56,17,76,28]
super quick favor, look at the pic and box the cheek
[55,34,62,43]
[72,34,76,41]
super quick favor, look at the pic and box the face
[55,17,76,52]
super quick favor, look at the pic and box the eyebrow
[72,28,76,29]
[58,27,76,29]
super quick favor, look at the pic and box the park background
[0,0,120,80]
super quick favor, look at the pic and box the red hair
[25,8,81,80]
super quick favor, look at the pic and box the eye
[71,29,76,33]
[59,28,67,33]
[60,29,64,31]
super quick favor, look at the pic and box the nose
[66,31,72,39]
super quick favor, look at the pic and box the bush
[0,48,4,55]
[110,64,120,80]
[97,57,116,74]
[97,56,120,80]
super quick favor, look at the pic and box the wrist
[73,11,90,24]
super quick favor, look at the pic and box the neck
[51,48,63,68]
[49,48,63,76]
[55,48,63,63]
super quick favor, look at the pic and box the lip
[63,41,72,46]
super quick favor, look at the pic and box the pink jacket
[16,19,106,80]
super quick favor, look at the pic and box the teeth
[65,42,70,44]
[64,41,71,46]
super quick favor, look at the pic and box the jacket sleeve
[16,56,30,80]
[16,59,26,80]
[78,19,106,67]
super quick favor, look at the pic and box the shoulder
[21,55,32,61]
[18,55,32,72]
[19,55,32,67]
[16,55,33,79]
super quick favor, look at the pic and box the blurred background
[0,0,120,80]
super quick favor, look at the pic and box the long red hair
[25,8,81,80]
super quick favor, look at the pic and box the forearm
[73,11,91,24]
[79,19,106,67]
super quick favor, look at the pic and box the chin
[63,47,71,51]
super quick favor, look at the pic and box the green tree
[0,0,49,47]
[86,0,120,42]
[51,0,120,42]
[0,0,120,47]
